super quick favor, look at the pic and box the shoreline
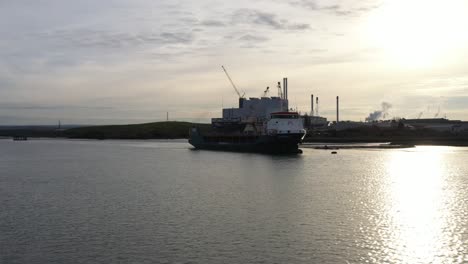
[2,120,468,148]
[301,143,414,149]
[303,137,468,147]
[4,136,468,149]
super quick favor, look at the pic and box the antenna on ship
[221,65,245,98]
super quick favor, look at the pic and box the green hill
[64,121,211,139]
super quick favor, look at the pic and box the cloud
[0,0,201,75]
[160,32,194,44]
[35,29,194,49]
[302,49,378,65]
[0,27,197,75]
[199,20,225,27]
[290,0,380,17]
[232,9,310,30]
[1,0,466,125]
[239,34,269,43]
[0,74,13,89]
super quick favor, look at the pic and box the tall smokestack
[311,94,314,116]
[283,78,288,100]
[336,96,339,123]
[316,97,319,116]
[282,78,286,100]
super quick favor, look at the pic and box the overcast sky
[1,0,468,125]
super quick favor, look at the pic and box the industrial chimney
[311,94,314,116]
[282,78,288,100]
[316,97,319,116]
[336,96,339,123]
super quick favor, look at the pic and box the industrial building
[302,94,328,130]
[304,93,468,135]
[212,78,290,126]
[221,96,288,121]
[213,69,468,136]
[402,118,468,133]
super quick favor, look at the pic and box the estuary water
[1,139,467,264]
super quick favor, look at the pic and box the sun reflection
[384,147,456,262]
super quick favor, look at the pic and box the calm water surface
[1,139,467,263]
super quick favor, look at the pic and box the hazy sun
[366,0,468,68]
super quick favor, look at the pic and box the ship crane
[221,65,245,98]
[262,86,270,97]
[277,81,283,98]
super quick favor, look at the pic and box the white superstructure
[266,112,306,136]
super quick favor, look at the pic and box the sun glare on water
[383,147,465,262]
[366,0,468,68]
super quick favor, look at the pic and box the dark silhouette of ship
[189,77,306,153]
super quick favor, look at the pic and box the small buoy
[331,151,337,154]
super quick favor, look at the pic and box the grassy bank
[64,121,211,139]
[0,122,211,140]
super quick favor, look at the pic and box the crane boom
[221,65,244,98]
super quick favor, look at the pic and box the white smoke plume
[366,102,392,122]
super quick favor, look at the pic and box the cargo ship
[189,76,306,153]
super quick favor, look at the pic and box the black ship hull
[189,128,305,154]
